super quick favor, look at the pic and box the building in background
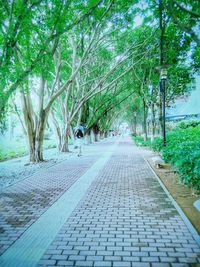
[166,75,200,121]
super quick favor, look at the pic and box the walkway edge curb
[144,156,200,247]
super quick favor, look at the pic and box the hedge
[133,125,200,190]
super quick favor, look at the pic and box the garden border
[144,157,200,247]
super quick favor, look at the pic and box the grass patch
[0,139,57,161]
[0,140,27,161]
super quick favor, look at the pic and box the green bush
[151,137,163,152]
[133,126,200,190]
[133,136,151,147]
[134,136,163,152]
[177,118,200,129]
[162,127,200,189]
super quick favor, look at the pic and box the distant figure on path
[74,129,84,157]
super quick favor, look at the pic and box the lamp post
[160,67,167,146]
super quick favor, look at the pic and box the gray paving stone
[150,251,167,257]
[79,250,96,256]
[51,254,68,260]
[171,264,190,267]
[86,255,104,261]
[160,257,178,262]
[151,264,171,267]
[90,246,106,251]
[1,137,200,267]
[75,261,93,266]
[57,260,75,266]
[123,256,140,261]
[68,255,86,261]
[124,246,139,252]
[107,246,123,251]
[141,247,158,252]
[38,259,57,265]
[141,256,159,262]
[93,261,112,267]
[104,256,121,261]
[62,250,79,255]
[114,251,131,256]
[113,262,131,267]
[178,257,198,263]
[130,263,150,267]
[96,251,113,256]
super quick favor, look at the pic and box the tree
[0,0,104,122]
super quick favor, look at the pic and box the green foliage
[40,140,58,149]
[135,126,200,190]
[1,0,199,164]
[133,136,163,151]
[161,127,200,189]
[177,119,200,129]
[0,139,57,161]
[133,136,151,147]
[0,141,27,161]
[151,137,163,152]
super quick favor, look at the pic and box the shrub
[177,118,200,129]
[163,126,200,190]
[133,136,151,147]
[133,126,200,190]
[151,137,163,152]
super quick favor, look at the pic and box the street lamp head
[156,65,169,80]
[160,67,167,80]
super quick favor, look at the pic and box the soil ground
[145,149,200,234]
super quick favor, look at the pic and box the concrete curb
[144,157,200,247]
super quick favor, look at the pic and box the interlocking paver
[36,137,200,266]
[0,143,103,256]
[1,137,200,267]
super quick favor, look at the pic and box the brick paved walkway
[0,137,200,267]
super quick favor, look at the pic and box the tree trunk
[21,91,48,162]
[93,124,99,142]
[60,122,70,152]
[134,115,137,136]
[61,134,69,152]
[70,125,75,145]
[158,92,163,136]
[100,131,104,140]
[104,131,108,138]
[50,111,62,151]
[85,131,92,145]
[35,137,44,162]
[28,132,36,162]
[94,133,99,142]
[150,103,156,144]
[91,129,95,142]
[56,128,62,151]
[8,112,14,140]
[29,113,47,162]
[35,112,47,162]
[143,99,148,142]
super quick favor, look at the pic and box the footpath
[0,137,200,267]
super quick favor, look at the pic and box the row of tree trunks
[140,96,161,144]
